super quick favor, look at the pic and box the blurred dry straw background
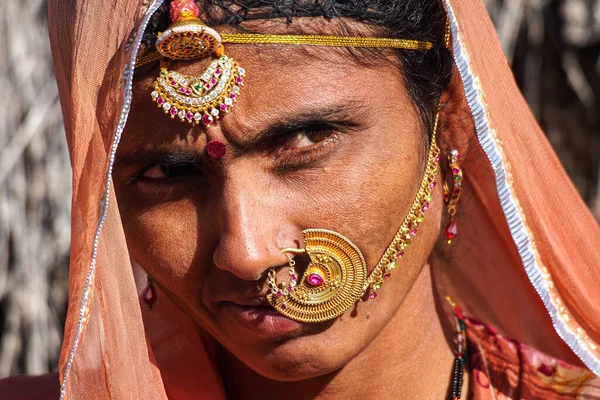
[0,0,71,376]
[0,0,599,377]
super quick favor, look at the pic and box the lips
[219,298,303,337]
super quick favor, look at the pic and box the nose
[212,173,297,281]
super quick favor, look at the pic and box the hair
[142,0,453,141]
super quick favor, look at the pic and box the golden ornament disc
[268,229,367,323]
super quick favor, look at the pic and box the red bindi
[206,140,227,159]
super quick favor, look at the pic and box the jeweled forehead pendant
[151,0,245,126]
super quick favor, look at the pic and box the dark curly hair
[142,0,453,138]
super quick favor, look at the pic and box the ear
[437,70,475,161]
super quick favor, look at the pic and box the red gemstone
[307,273,324,286]
[445,220,458,240]
[157,97,165,106]
[369,292,377,299]
[170,107,177,115]
[230,93,236,99]
[142,285,156,306]
[206,140,227,159]
[236,76,243,84]
[422,204,430,211]
[430,181,436,189]
[202,114,213,125]
[219,104,228,111]
[186,111,193,121]
[383,273,392,280]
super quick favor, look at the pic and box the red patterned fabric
[466,319,600,399]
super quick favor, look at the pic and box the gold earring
[150,0,245,126]
[443,150,463,244]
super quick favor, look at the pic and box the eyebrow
[116,148,204,169]
[233,100,368,149]
[117,99,370,165]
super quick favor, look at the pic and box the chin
[248,348,341,381]
[229,332,358,382]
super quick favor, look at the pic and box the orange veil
[46,0,600,398]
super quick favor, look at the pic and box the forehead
[125,19,412,149]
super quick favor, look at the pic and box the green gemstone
[417,216,425,223]
[403,241,410,247]
[373,284,382,290]
[455,175,462,181]
[160,71,167,77]
[459,320,466,331]
[388,262,398,270]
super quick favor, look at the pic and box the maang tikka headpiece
[150,0,246,126]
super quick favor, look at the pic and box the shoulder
[0,373,60,400]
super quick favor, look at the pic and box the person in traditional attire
[1,0,599,398]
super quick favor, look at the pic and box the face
[114,20,444,381]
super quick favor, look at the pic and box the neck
[219,266,466,399]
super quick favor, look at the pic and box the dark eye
[283,126,338,149]
[140,163,198,180]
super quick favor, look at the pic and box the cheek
[287,130,423,268]
[117,196,207,296]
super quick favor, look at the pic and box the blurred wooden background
[0,0,598,377]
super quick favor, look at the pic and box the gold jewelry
[151,56,244,125]
[136,34,433,69]
[266,114,441,323]
[219,34,432,50]
[149,0,245,126]
[268,230,367,323]
[443,150,463,244]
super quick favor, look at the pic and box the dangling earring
[444,150,463,244]
[141,275,157,309]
